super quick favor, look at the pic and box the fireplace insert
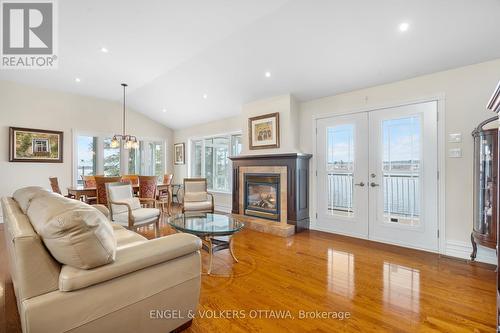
[244,173,280,221]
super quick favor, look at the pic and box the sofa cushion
[27,194,116,269]
[13,186,52,214]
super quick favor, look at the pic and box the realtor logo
[1,0,57,69]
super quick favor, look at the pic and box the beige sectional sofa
[1,186,202,333]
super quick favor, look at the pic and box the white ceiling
[2,0,500,129]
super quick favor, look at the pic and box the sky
[327,116,421,165]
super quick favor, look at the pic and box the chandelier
[111,83,139,149]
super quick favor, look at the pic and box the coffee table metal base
[201,236,239,275]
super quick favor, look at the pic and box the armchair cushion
[111,197,141,215]
[59,233,202,291]
[184,191,208,202]
[113,207,160,225]
[183,200,213,212]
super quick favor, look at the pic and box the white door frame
[311,94,446,254]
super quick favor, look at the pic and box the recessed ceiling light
[399,22,410,32]
[75,78,81,83]
[203,93,208,99]
[162,108,167,113]
[265,71,271,78]
[100,47,109,53]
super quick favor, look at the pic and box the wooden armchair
[106,182,160,236]
[182,178,214,213]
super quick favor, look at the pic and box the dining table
[67,183,172,205]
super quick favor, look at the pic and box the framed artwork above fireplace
[248,112,280,150]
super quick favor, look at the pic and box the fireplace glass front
[244,174,280,221]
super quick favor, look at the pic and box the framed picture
[248,112,280,150]
[174,143,185,165]
[9,127,63,163]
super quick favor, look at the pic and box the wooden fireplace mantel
[229,153,312,231]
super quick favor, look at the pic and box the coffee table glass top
[168,213,244,236]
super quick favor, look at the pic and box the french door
[316,101,438,252]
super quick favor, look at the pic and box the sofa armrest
[59,233,202,291]
[92,204,110,218]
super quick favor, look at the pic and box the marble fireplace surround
[238,166,288,225]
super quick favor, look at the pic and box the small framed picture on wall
[174,143,185,165]
[248,112,280,150]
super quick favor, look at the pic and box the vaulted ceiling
[1,0,500,129]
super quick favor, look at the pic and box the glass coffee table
[168,213,244,275]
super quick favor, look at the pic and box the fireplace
[230,153,312,233]
[244,174,280,221]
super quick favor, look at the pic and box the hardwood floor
[0,206,496,332]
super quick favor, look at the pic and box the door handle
[370,182,380,187]
[354,182,365,187]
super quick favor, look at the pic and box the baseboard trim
[311,222,497,265]
[444,240,497,265]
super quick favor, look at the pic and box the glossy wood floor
[0,205,496,332]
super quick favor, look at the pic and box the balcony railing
[327,172,420,217]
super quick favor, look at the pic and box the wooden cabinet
[485,81,500,332]
[471,124,498,259]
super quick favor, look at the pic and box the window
[103,137,121,176]
[190,133,242,192]
[33,139,49,153]
[76,136,97,185]
[146,141,165,181]
[74,133,166,185]
[128,142,142,175]
[192,140,203,177]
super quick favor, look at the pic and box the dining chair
[48,177,75,199]
[106,182,160,236]
[94,176,122,206]
[82,175,97,188]
[81,175,98,204]
[182,178,214,213]
[121,174,139,186]
[138,175,158,208]
[157,174,173,215]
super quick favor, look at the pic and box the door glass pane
[103,137,121,176]
[327,124,354,216]
[77,136,97,185]
[382,116,420,226]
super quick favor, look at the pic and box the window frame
[188,131,242,194]
[72,129,167,186]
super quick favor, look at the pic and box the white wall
[241,94,301,155]
[300,59,500,263]
[173,115,241,212]
[0,80,174,208]
[173,58,500,263]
